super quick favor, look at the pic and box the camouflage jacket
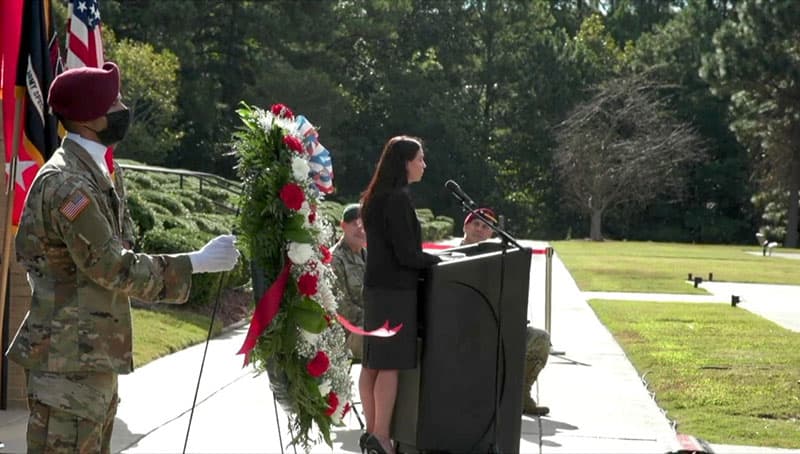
[7,138,193,374]
[331,238,366,325]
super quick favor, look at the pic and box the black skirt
[362,286,418,370]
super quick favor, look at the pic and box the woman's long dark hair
[360,135,423,222]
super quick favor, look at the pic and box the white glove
[188,234,240,274]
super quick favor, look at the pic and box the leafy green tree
[103,1,347,178]
[95,0,756,244]
[626,1,753,243]
[701,0,800,247]
[604,0,682,45]
[102,29,181,165]
[423,1,593,237]
[751,188,796,244]
[326,0,487,222]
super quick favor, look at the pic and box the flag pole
[0,93,24,367]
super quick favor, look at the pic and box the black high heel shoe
[359,432,370,453]
[363,434,389,454]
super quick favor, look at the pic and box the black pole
[182,272,227,454]
[489,235,509,453]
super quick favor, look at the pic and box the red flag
[65,0,113,173]
[2,0,62,227]
[1,0,24,167]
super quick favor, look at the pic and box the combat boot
[523,395,550,417]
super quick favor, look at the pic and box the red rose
[270,103,294,119]
[308,210,317,224]
[283,135,304,153]
[341,402,352,417]
[306,351,330,377]
[297,272,319,296]
[325,391,339,416]
[320,245,332,264]
[279,183,305,211]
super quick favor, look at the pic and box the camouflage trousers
[26,370,118,454]
[523,327,550,403]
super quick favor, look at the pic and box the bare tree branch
[553,73,706,240]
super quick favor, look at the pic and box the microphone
[444,180,477,208]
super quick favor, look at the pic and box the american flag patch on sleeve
[59,190,92,221]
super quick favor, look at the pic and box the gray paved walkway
[745,251,800,260]
[1,242,798,453]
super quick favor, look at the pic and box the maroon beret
[464,207,498,226]
[48,62,120,121]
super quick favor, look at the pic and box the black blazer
[363,187,440,289]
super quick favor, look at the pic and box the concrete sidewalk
[1,242,798,453]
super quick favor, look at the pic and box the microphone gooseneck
[444,179,477,208]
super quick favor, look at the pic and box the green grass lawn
[132,306,223,366]
[590,300,800,448]
[552,240,800,293]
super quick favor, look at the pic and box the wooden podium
[392,242,532,453]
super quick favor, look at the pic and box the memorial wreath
[233,102,352,449]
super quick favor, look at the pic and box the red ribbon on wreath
[336,314,403,338]
[237,262,292,365]
[237,261,404,366]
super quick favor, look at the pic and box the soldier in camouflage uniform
[331,204,367,361]
[461,208,551,416]
[7,62,239,453]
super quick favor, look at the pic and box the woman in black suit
[358,136,440,454]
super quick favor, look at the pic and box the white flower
[272,113,297,132]
[318,380,332,396]
[292,157,310,182]
[300,329,320,346]
[256,109,298,135]
[317,277,338,312]
[298,201,311,217]
[330,399,343,425]
[317,219,335,245]
[288,242,314,265]
[256,111,271,132]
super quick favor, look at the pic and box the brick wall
[0,109,31,408]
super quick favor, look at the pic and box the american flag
[65,0,103,69]
[295,115,334,194]
[59,189,91,220]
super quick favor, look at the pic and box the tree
[625,1,753,243]
[604,0,683,45]
[554,74,705,240]
[103,1,346,177]
[700,0,800,247]
[103,29,181,165]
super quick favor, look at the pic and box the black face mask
[96,108,131,146]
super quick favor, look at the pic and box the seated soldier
[461,208,551,417]
[331,204,367,361]
[461,207,499,246]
